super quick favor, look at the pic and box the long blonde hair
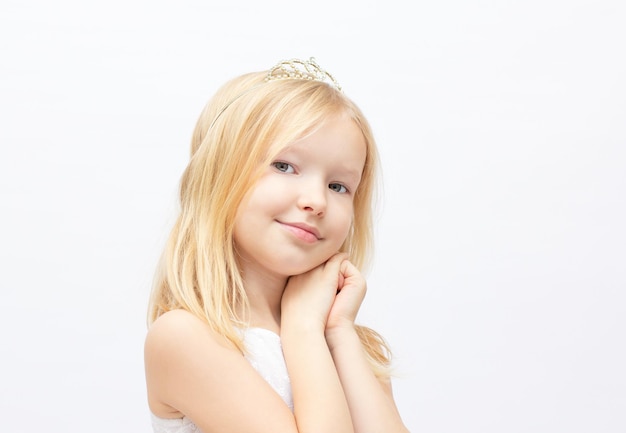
[148,69,392,376]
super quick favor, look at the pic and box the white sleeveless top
[150,327,293,433]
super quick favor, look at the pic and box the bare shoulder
[144,310,236,417]
[145,309,230,354]
[144,310,296,432]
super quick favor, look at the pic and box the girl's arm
[280,253,355,433]
[325,260,410,433]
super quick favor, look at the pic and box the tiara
[265,57,342,91]
[208,58,341,130]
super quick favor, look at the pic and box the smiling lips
[279,221,322,243]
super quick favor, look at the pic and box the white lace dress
[150,327,293,433]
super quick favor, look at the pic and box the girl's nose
[298,182,327,217]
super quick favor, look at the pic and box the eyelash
[329,183,348,194]
[271,161,350,194]
[271,161,295,173]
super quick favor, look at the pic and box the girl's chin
[287,256,336,276]
[268,250,341,278]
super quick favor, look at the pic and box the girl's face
[233,112,366,279]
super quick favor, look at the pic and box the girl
[144,58,409,433]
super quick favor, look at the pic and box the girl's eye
[329,183,348,194]
[272,161,295,173]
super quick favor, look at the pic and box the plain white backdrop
[1,1,625,432]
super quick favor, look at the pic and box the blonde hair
[148,70,392,377]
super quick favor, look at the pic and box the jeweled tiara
[208,57,340,130]
[265,57,342,91]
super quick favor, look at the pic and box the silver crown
[265,57,342,91]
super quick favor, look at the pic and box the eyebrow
[336,165,363,186]
[277,146,364,185]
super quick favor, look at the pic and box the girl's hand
[326,259,367,332]
[281,253,347,333]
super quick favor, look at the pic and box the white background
[1,1,625,432]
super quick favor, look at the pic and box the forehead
[283,114,365,161]
[276,114,367,189]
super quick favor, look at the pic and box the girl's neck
[239,265,288,333]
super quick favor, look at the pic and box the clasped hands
[281,252,366,335]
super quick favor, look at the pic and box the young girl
[144,58,409,433]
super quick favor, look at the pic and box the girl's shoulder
[146,309,233,353]
[144,309,239,359]
[144,310,238,418]
[144,309,296,431]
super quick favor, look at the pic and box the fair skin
[144,112,410,433]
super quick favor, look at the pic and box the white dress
[151,327,293,433]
